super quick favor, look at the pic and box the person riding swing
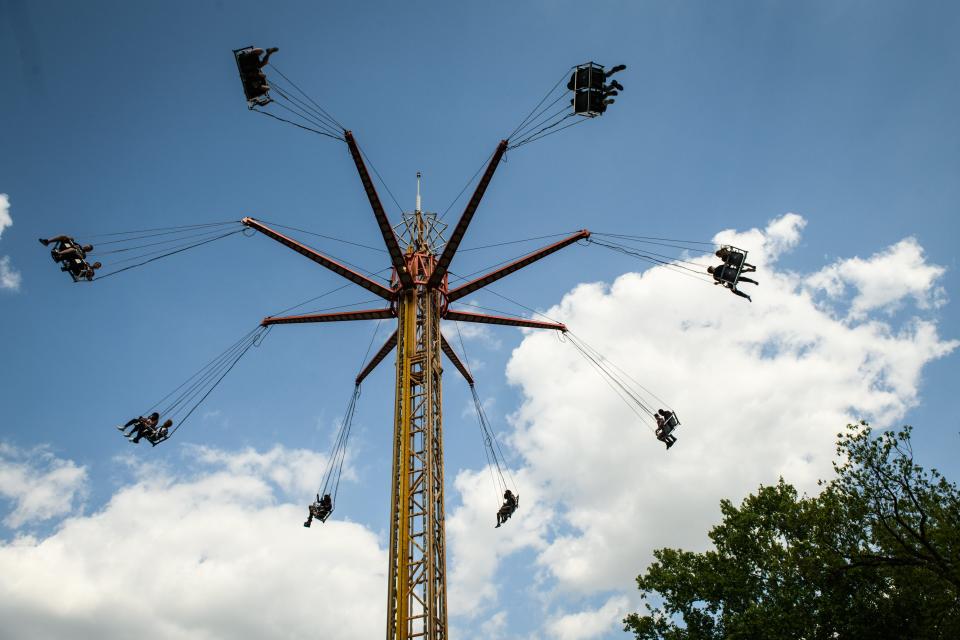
[707,264,758,302]
[146,419,173,446]
[119,412,159,440]
[40,235,100,281]
[40,236,94,264]
[655,409,678,450]
[235,46,279,106]
[495,489,519,528]
[304,493,333,527]
[64,259,101,282]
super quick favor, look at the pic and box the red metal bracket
[426,140,509,289]
[356,330,399,385]
[344,131,414,288]
[242,217,394,301]
[447,230,589,302]
[443,310,566,332]
[439,334,474,385]
[262,308,395,326]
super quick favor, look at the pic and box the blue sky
[1,2,958,638]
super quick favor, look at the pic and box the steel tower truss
[241,132,587,640]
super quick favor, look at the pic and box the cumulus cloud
[0,194,11,237]
[0,445,386,640]
[0,256,22,291]
[545,595,630,640]
[807,237,947,318]
[445,213,956,635]
[0,194,21,291]
[0,443,87,528]
[188,444,335,497]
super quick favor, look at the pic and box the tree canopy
[624,423,960,639]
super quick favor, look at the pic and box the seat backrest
[572,65,605,91]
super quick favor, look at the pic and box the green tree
[624,423,960,639]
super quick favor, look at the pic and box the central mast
[388,182,449,639]
[244,135,576,640]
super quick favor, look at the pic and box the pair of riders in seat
[708,247,758,302]
[655,409,679,450]
[567,63,626,114]
[118,412,172,446]
[304,493,333,527]
[236,46,279,106]
[39,235,101,282]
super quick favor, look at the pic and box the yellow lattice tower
[242,133,586,639]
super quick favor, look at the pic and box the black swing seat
[132,423,169,446]
[656,411,680,435]
[50,241,75,262]
[718,245,749,285]
[310,494,334,523]
[308,504,332,524]
[570,62,608,117]
[498,495,520,520]
[569,62,623,117]
[61,257,88,282]
[233,46,271,107]
[51,239,86,265]
[147,431,170,446]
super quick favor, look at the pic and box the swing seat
[656,411,680,437]
[233,46,271,107]
[147,430,170,446]
[569,62,605,91]
[573,90,607,116]
[718,245,749,284]
[61,258,89,282]
[498,495,520,520]
[570,63,608,117]
[308,504,332,524]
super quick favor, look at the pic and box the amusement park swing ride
[40,47,757,640]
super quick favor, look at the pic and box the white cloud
[714,211,806,263]
[807,237,947,318]
[480,611,509,637]
[0,444,386,639]
[0,194,20,291]
[189,444,335,497]
[444,213,956,633]
[0,256,22,291]
[545,595,630,640]
[0,194,11,238]
[0,443,87,528]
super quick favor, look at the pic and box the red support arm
[242,217,394,301]
[447,230,590,302]
[344,131,413,288]
[444,310,566,332]
[356,330,398,385]
[426,140,509,289]
[440,334,474,385]
[262,308,395,326]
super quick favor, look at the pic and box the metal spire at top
[416,171,422,213]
